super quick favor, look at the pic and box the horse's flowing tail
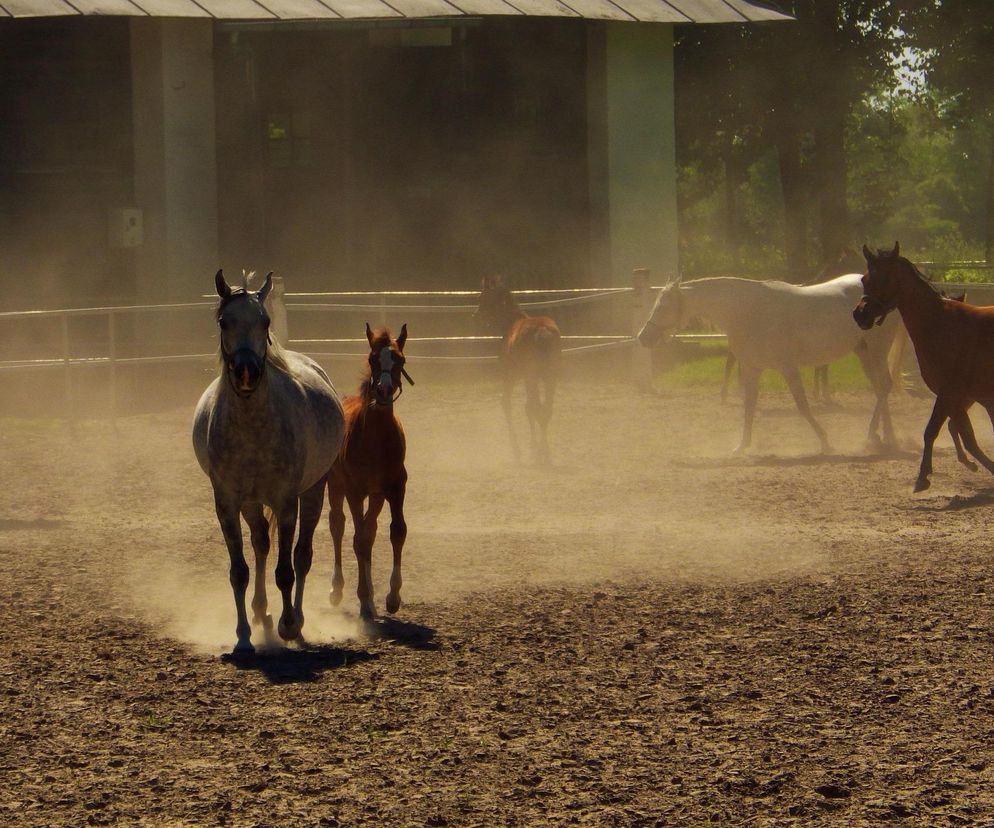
[887,324,910,395]
[263,505,277,547]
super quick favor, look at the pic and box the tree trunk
[770,107,808,281]
[722,142,742,270]
[813,103,850,266]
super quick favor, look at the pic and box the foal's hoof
[385,592,402,615]
[253,613,274,631]
[913,477,931,493]
[963,460,980,473]
[329,588,343,608]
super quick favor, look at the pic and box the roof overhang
[0,0,791,25]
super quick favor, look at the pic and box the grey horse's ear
[257,271,273,304]
[366,322,375,346]
[862,244,875,263]
[215,269,231,299]
[892,241,900,257]
[397,323,408,351]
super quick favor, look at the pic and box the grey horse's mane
[214,287,292,376]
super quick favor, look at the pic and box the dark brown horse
[474,276,562,461]
[854,243,994,491]
[328,324,411,621]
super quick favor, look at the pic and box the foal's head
[854,242,921,330]
[215,269,273,397]
[474,275,524,334]
[365,323,411,407]
[637,277,683,347]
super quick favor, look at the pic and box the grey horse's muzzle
[228,348,265,395]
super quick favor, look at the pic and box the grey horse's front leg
[782,365,830,453]
[292,476,327,634]
[734,365,761,454]
[241,502,273,632]
[273,496,300,642]
[215,488,253,654]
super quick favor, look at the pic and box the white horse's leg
[385,482,407,615]
[215,489,253,654]
[328,476,347,607]
[721,352,736,403]
[855,339,895,448]
[782,366,831,453]
[241,502,273,631]
[734,365,761,454]
[273,498,300,642]
[291,477,326,635]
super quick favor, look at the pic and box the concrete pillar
[598,23,678,287]
[131,19,219,306]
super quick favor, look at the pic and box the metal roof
[0,0,790,23]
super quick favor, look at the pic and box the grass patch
[655,340,873,394]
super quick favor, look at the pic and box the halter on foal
[328,324,412,622]
[854,243,994,491]
[474,276,562,462]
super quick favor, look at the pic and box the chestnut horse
[328,324,411,621]
[474,276,562,462]
[854,243,994,491]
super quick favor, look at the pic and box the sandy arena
[2,376,994,826]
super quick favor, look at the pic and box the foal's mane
[214,289,292,376]
[877,249,941,296]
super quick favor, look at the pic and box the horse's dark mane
[878,249,942,296]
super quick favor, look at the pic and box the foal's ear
[366,322,375,346]
[397,323,408,351]
[257,271,273,304]
[891,241,900,257]
[862,244,875,264]
[215,269,231,299]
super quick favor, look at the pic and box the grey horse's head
[637,277,683,347]
[215,269,273,397]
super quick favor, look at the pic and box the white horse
[637,274,903,453]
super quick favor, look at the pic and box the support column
[597,23,678,287]
[131,19,219,306]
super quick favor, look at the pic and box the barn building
[0,1,787,310]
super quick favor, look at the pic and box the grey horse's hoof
[231,639,255,657]
[329,589,343,607]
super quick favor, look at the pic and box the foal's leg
[385,480,408,615]
[947,418,977,472]
[734,365,761,454]
[328,476,347,607]
[292,476,326,635]
[537,371,557,463]
[502,375,521,460]
[524,374,542,460]
[241,501,272,631]
[916,398,951,492]
[782,365,830,453]
[273,497,301,642]
[214,489,252,654]
[348,492,384,622]
[949,407,994,478]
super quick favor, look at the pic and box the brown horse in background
[474,276,562,462]
[855,243,994,491]
[328,324,411,621]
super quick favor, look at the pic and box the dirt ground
[2,373,994,826]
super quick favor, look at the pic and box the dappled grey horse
[193,271,344,654]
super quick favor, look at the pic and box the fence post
[631,267,653,389]
[267,275,289,346]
